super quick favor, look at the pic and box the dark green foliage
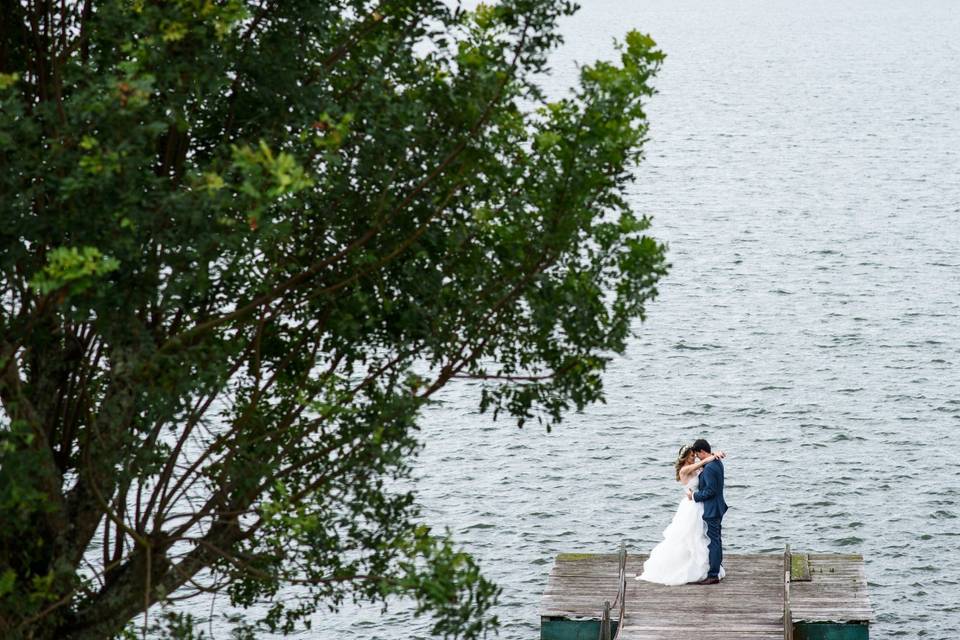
[0,1,666,638]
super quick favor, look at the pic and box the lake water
[211,0,960,637]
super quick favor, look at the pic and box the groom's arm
[692,464,717,503]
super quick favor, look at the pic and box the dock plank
[621,555,783,640]
[791,554,874,623]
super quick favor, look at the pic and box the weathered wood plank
[791,554,873,623]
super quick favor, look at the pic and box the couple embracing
[637,438,728,586]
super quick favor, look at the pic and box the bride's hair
[674,444,693,481]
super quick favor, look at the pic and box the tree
[0,1,666,637]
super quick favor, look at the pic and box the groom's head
[692,439,711,455]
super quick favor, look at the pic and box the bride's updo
[674,444,693,481]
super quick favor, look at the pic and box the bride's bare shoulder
[678,467,702,483]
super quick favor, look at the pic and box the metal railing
[784,544,794,640]
[600,541,628,640]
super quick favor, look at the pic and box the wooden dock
[539,548,872,640]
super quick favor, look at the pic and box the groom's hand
[686,489,693,501]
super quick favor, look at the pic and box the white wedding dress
[636,471,726,585]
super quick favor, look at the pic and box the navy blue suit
[692,459,728,578]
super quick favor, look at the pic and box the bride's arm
[679,454,716,478]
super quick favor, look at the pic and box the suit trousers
[704,517,722,578]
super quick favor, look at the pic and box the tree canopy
[0,1,666,637]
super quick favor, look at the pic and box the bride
[636,444,727,585]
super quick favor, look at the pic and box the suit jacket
[693,459,728,520]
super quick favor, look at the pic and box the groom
[686,438,728,585]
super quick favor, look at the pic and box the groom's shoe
[693,576,720,585]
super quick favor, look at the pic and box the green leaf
[0,72,20,90]
[0,570,15,597]
[28,246,120,295]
